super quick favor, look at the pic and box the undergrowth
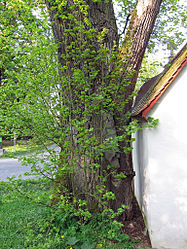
[0,179,137,249]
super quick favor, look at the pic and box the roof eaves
[132,43,187,117]
[142,58,187,119]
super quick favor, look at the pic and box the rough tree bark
[46,0,162,220]
[111,0,163,220]
[45,0,119,209]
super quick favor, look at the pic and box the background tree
[0,0,53,135]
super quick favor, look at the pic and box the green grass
[0,199,48,249]
[0,140,46,158]
[0,180,50,249]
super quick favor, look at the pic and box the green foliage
[150,0,186,55]
[136,54,162,89]
[24,208,135,248]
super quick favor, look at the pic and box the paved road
[0,145,60,181]
[0,158,33,181]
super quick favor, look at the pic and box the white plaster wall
[133,64,187,249]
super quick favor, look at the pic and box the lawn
[0,180,50,249]
[1,140,46,158]
[0,198,49,248]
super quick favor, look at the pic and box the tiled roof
[132,43,187,118]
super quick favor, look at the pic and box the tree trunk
[111,0,163,220]
[45,0,119,207]
[46,0,162,220]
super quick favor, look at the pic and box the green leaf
[66,236,80,246]
[81,241,96,249]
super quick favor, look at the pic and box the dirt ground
[123,199,152,249]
